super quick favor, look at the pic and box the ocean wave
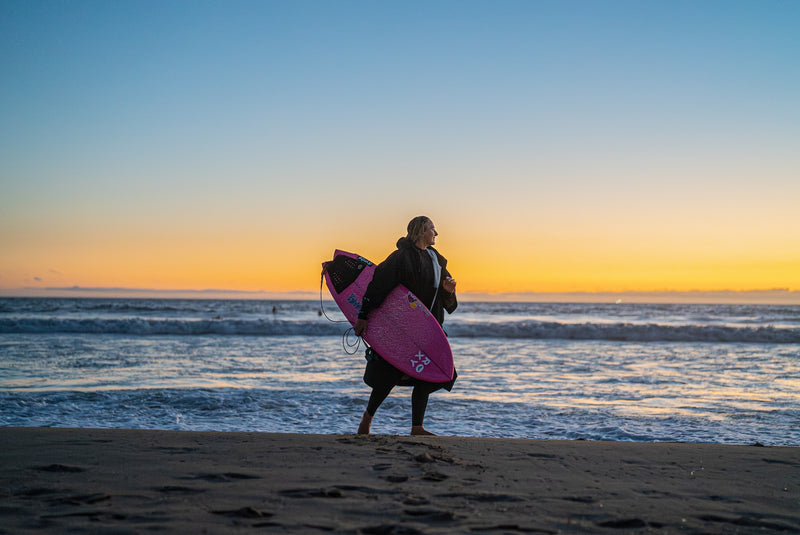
[0,318,344,337]
[445,320,800,344]
[1,317,798,343]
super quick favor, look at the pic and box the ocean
[1,297,798,446]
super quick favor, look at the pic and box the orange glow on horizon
[2,202,798,300]
[4,235,797,298]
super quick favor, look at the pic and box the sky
[1,0,799,302]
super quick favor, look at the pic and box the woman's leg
[366,381,395,417]
[411,382,441,435]
[359,374,396,435]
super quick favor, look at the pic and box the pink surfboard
[322,250,454,383]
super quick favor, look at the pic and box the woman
[354,216,458,435]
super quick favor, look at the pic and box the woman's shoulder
[395,236,414,250]
[387,237,416,261]
[376,242,407,268]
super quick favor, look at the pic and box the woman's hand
[354,318,368,336]
[443,276,456,293]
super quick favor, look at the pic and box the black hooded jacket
[358,237,457,325]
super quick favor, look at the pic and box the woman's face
[421,221,438,247]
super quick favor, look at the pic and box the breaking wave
[1,318,798,343]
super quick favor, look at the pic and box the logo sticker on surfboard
[346,293,361,312]
[406,292,430,316]
[410,351,431,374]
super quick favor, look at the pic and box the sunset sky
[2,1,799,302]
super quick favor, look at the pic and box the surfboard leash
[319,269,348,324]
[342,327,365,355]
[320,269,367,356]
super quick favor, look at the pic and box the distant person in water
[354,216,458,435]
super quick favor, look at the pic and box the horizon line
[1,285,798,304]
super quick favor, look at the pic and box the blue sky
[2,0,799,299]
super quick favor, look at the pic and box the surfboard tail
[324,251,371,295]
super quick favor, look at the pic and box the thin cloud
[44,286,265,295]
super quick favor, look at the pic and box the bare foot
[410,426,436,436]
[357,411,372,435]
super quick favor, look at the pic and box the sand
[1,427,798,534]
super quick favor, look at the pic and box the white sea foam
[1,316,798,343]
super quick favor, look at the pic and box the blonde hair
[406,216,433,244]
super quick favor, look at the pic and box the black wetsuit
[358,237,458,425]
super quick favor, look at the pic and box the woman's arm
[355,251,401,335]
[440,268,458,314]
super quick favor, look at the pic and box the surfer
[354,216,458,436]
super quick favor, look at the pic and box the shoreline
[2,427,798,533]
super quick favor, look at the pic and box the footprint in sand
[32,464,86,473]
[154,485,206,495]
[372,463,393,471]
[403,508,457,522]
[211,506,273,518]
[51,493,111,505]
[361,524,426,535]
[278,488,343,498]
[187,472,261,482]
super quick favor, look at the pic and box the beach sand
[1,427,797,534]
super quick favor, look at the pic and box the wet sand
[1,427,798,534]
